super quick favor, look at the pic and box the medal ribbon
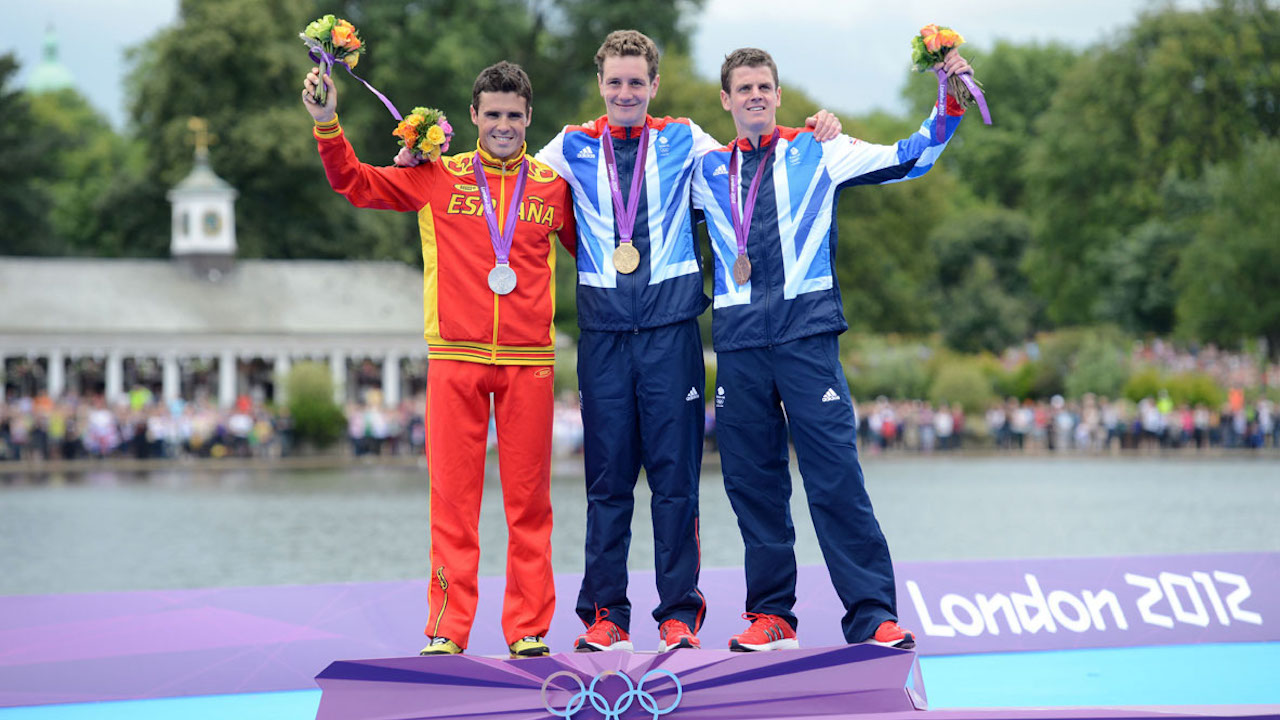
[600,123,650,247]
[728,128,781,260]
[932,69,991,141]
[472,156,528,266]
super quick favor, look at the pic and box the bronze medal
[732,254,752,286]
[613,243,640,274]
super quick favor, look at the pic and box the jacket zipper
[491,159,506,361]
[750,140,774,345]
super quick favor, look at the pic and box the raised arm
[303,68,433,212]
[824,48,972,188]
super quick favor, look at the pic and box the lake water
[2,456,1277,595]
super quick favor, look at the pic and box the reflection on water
[2,457,1277,595]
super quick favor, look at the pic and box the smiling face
[598,54,659,128]
[720,65,782,140]
[469,91,531,161]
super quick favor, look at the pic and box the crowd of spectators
[3,337,1278,462]
[0,389,588,463]
[853,394,1278,454]
[0,391,292,462]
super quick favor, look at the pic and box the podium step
[314,644,926,719]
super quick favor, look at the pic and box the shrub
[1164,372,1224,407]
[1123,368,1164,403]
[1065,333,1130,399]
[844,336,933,400]
[929,359,996,414]
[999,359,1063,400]
[286,362,346,448]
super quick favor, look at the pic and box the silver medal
[488,264,517,295]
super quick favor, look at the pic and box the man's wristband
[314,115,342,139]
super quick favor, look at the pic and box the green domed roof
[28,27,75,93]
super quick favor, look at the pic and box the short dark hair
[471,61,533,110]
[595,30,660,81]
[720,48,779,94]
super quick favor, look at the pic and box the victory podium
[314,644,926,719]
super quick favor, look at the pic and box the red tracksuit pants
[423,360,556,648]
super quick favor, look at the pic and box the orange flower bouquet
[910,24,990,139]
[300,14,365,105]
[393,107,454,163]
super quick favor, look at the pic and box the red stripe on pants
[423,360,555,647]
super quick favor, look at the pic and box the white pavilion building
[0,121,427,409]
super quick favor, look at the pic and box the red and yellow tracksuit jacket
[314,117,575,648]
[314,116,575,365]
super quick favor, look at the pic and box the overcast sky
[6,0,1201,129]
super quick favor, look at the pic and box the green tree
[124,0,409,261]
[834,141,961,335]
[27,89,145,257]
[1174,137,1280,358]
[929,207,1036,352]
[0,54,55,254]
[1097,219,1189,335]
[941,256,1031,354]
[1022,0,1280,326]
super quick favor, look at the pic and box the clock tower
[168,117,238,278]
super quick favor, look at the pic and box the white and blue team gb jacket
[691,98,966,352]
[536,115,721,332]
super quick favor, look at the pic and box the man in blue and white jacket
[691,46,973,652]
[536,31,840,653]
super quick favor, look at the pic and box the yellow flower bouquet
[393,107,454,163]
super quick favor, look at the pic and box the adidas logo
[577,146,596,159]
[686,387,700,402]
[821,388,841,403]
[713,165,728,176]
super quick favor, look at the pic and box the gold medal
[613,243,640,274]
[733,255,752,285]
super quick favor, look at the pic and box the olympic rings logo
[540,668,682,720]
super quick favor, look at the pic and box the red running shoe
[867,620,916,649]
[574,607,633,652]
[658,619,701,652]
[728,613,799,652]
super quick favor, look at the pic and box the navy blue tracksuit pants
[715,332,897,643]
[576,318,705,631]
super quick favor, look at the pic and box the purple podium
[314,645,926,719]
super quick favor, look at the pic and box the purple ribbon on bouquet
[932,68,991,142]
[306,42,403,121]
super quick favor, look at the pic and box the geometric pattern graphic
[314,645,927,720]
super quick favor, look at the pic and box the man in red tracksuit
[303,61,575,658]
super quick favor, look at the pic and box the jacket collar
[474,142,528,174]
[734,126,783,152]
[598,115,652,140]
